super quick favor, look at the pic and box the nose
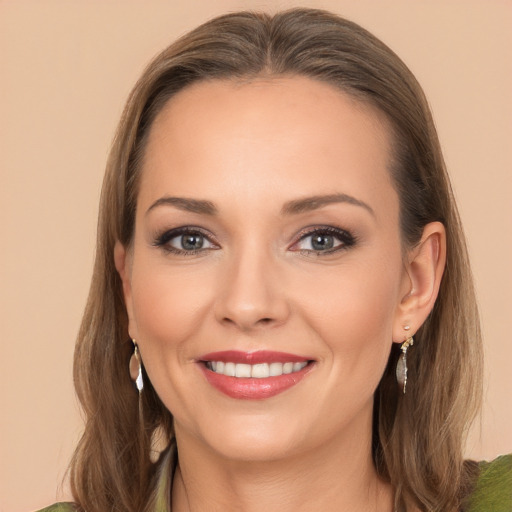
[214,246,290,332]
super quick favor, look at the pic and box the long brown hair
[70,9,483,511]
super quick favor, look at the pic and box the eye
[291,227,355,255]
[171,232,210,251]
[153,227,218,255]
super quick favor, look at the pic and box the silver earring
[396,336,414,394]
[129,340,144,392]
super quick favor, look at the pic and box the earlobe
[114,241,137,339]
[393,222,446,343]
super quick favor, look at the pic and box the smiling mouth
[205,361,309,378]
[198,350,315,399]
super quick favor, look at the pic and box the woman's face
[119,77,411,461]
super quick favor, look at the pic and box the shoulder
[33,444,177,512]
[34,503,77,512]
[466,454,512,512]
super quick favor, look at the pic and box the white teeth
[283,362,294,374]
[269,362,283,377]
[207,360,309,378]
[235,363,252,378]
[293,362,307,372]
[224,362,236,376]
[252,363,270,378]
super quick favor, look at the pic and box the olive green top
[36,453,512,512]
[466,454,512,511]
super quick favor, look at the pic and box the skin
[115,77,445,512]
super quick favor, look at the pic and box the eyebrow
[146,193,374,217]
[281,193,375,217]
[146,196,217,216]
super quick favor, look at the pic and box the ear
[114,240,138,340]
[393,222,446,343]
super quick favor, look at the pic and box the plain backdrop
[1,1,511,510]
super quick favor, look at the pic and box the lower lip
[199,363,314,400]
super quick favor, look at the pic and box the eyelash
[152,225,356,257]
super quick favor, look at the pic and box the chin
[209,430,304,463]
[178,410,313,463]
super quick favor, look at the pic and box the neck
[171,412,394,512]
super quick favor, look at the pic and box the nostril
[221,316,274,328]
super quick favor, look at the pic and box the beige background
[1,1,510,510]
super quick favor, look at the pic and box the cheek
[296,255,402,386]
[131,257,209,336]
[301,255,400,329]
[129,257,216,379]
[128,259,218,420]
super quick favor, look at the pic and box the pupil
[181,234,204,250]
[312,234,333,250]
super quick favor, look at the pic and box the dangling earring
[396,335,414,394]
[129,340,144,393]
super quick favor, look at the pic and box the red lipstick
[197,350,314,400]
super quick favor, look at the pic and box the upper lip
[198,350,313,365]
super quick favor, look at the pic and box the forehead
[139,76,397,219]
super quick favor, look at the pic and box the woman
[39,8,510,512]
